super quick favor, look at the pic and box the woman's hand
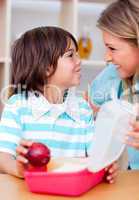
[104,161,119,184]
[83,91,100,113]
[15,139,33,178]
[125,120,139,150]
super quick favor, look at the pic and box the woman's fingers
[125,133,139,146]
[82,91,100,113]
[125,120,139,149]
[89,101,100,113]
[125,129,139,149]
[82,91,88,102]
[125,140,139,149]
[126,131,139,140]
[130,120,139,131]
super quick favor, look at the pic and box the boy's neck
[44,85,65,104]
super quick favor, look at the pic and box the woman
[89,0,139,169]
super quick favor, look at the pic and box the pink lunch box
[24,168,105,196]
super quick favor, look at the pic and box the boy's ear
[46,65,53,76]
[46,69,51,76]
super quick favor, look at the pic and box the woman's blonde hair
[97,0,139,47]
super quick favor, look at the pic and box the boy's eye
[68,53,73,57]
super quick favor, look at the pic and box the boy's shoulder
[4,93,28,112]
[6,94,27,104]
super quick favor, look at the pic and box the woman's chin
[117,68,135,79]
[117,71,131,79]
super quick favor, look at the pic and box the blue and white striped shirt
[0,91,94,158]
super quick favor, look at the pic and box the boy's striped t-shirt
[0,92,94,157]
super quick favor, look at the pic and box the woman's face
[103,31,139,79]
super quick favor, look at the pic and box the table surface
[1,170,139,200]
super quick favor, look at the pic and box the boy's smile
[47,40,81,91]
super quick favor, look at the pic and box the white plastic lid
[87,100,135,172]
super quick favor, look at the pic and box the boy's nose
[76,54,81,65]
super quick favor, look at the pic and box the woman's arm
[83,91,100,113]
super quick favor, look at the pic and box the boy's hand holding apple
[16,139,51,177]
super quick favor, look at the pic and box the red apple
[26,142,51,167]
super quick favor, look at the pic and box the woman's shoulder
[91,63,121,92]
[93,63,120,82]
[90,64,121,106]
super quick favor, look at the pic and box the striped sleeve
[0,96,23,156]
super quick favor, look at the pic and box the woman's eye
[109,47,116,51]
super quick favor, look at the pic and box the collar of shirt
[28,88,80,123]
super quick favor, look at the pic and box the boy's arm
[0,96,28,178]
[0,139,33,178]
[0,152,24,178]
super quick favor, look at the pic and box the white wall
[11,1,62,42]
[11,1,107,91]
[78,2,106,61]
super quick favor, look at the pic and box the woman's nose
[105,52,112,63]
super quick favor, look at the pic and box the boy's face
[47,40,81,90]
